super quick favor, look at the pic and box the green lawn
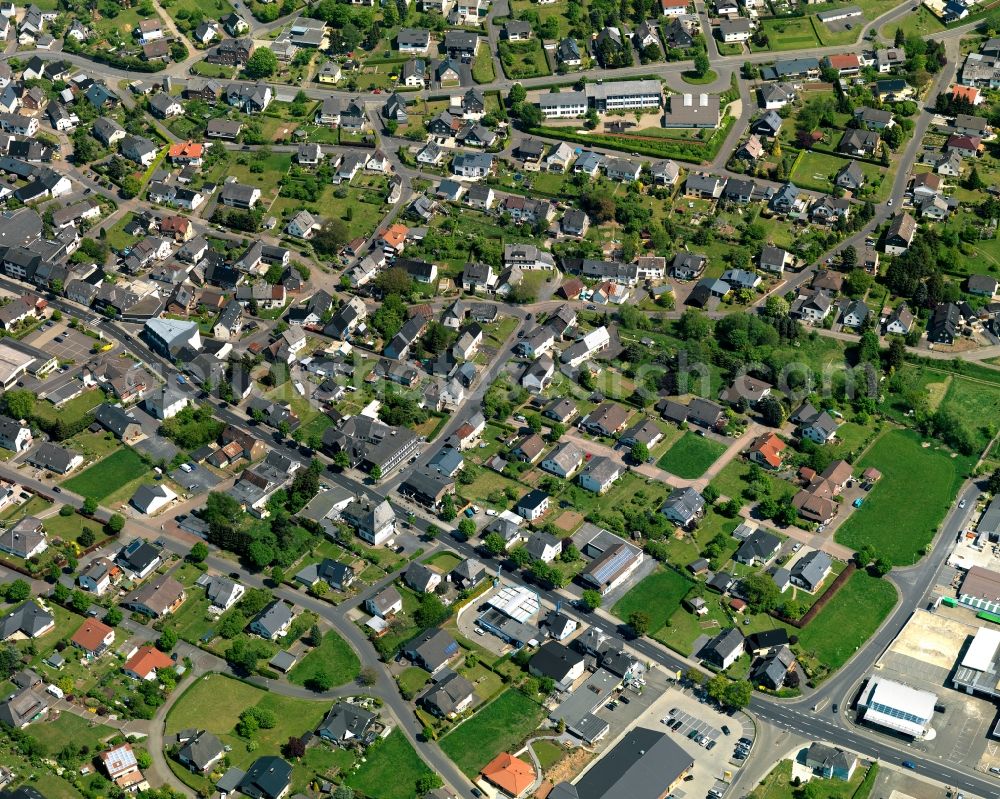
[40,510,93,543]
[797,570,897,671]
[32,713,117,754]
[657,433,727,479]
[612,567,694,633]
[287,630,360,688]
[32,390,105,425]
[835,429,971,565]
[346,730,436,799]
[532,739,564,770]
[440,689,545,776]
[789,150,884,196]
[64,448,150,501]
[0,495,53,524]
[424,551,463,573]
[754,17,821,51]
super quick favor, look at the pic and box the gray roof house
[735,529,781,565]
[404,627,460,673]
[789,550,832,592]
[420,670,475,717]
[660,487,705,527]
[698,627,745,670]
[248,600,295,641]
[317,702,376,746]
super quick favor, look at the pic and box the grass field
[754,17,821,51]
[657,433,727,479]
[532,739,564,770]
[440,689,545,776]
[797,570,897,670]
[346,730,436,799]
[879,3,944,39]
[287,630,360,688]
[789,150,884,195]
[612,567,694,633]
[166,674,328,775]
[835,429,971,565]
[64,448,150,501]
[33,713,116,754]
[498,39,552,78]
[32,389,105,425]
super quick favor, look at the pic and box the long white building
[857,676,936,738]
[585,80,662,112]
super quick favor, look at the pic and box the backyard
[834,429,971,565]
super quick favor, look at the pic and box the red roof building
[123,645,174,680]
[747,432,786,470]
[71,618,115,657]
[481,753,536,797]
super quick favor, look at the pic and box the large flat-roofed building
[960,565,1000,613]
[585,80,662,112]
[663,93,720,128]
[0,341,45,389]
[857,676,936,738]
[571,727,694,799]
[549,667,619,743]
[953,626,1000,699]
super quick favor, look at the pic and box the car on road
[989,766,1000,774]
[229,572,241,580]
[832,703,838,713]
[902,761,916,770]
[586,304,597,310]
[53,487,61,493]
[888,199,893,206]
[721,725,730,735]
[959,499,967,509]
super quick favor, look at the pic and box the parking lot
[22,321,99,364]
[169,462,222,495]
[581,679,749,799]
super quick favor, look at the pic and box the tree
[82,496,98,515]
[312,220,351,256]
[283,736,306,759]
[305,669,333,691]
[2,389,34,419]
[106,514,125,534]
[425,524,441,540]
[4,579,29,603]
[440,494,457,522]
[483,531,506,556]
[723,680,752,709]
[415,774,443,794]
[370,465,382,482]
[156,628,177,652]
[458,518,476,538]
[78,528,96,548]
[188,542,208,563]
[758,396,785,428]
[894,26,905,46]
[743,572,781,613]
[628,611,650,637]
[245,49,278,79]
[309,623,323,647]
[872,557,893,577]
[885,336,906,373]
[517,101,542,127]
[693,50,710,78]
[630,441,649,464]
[414,594,449,628]
[855,544,877,566]
[580,589,602,611]
[103,607,123,626]
[120,175,142,199]
[358,666,378,686]
[332,788,355,799]
[967,165,985,191]
[508,83,526,106]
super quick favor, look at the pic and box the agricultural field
[835,429,972,564]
